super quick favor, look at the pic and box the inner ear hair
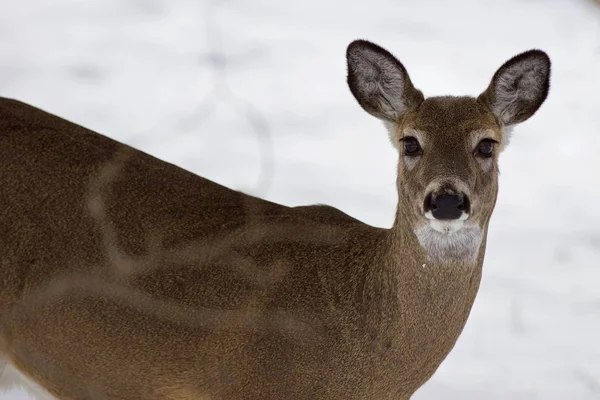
[478,49,551,127]
[346,39,423,122]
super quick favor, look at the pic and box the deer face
[346,40,550,261]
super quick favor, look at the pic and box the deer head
[346,40,550,262]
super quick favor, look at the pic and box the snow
[1,0,599,398]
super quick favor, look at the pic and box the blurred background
[1,0,599,399]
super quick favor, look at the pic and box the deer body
[0,40,550,400]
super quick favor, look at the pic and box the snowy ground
[1,0,600,398]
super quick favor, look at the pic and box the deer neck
[369,204,488,341]
[383,214,486,312]
[349,208,488,390]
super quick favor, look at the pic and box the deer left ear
[478,49,551,126]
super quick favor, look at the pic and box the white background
[1,0,599,398]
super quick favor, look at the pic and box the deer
[0,39,550,400]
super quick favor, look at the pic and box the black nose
[424,193,469,220]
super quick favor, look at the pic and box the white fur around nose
[415,213,482,262]
[425,211,468,234]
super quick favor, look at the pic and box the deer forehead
[400,96,502,145]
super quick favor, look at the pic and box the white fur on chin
[415,213,482,262]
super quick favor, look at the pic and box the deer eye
[475,139,496,157]
[402,136,422,156]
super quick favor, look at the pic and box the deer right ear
[346,40,424,122]
[478,49,551,127]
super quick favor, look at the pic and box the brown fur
[394,97,501,228]
[0,40,550,399]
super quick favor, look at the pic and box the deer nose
[424,193,469,220]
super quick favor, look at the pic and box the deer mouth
[424,211,469,234]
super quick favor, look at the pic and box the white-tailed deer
[0,40,550,400]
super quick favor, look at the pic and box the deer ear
[478,49,551,126]
[346,40,424,122]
